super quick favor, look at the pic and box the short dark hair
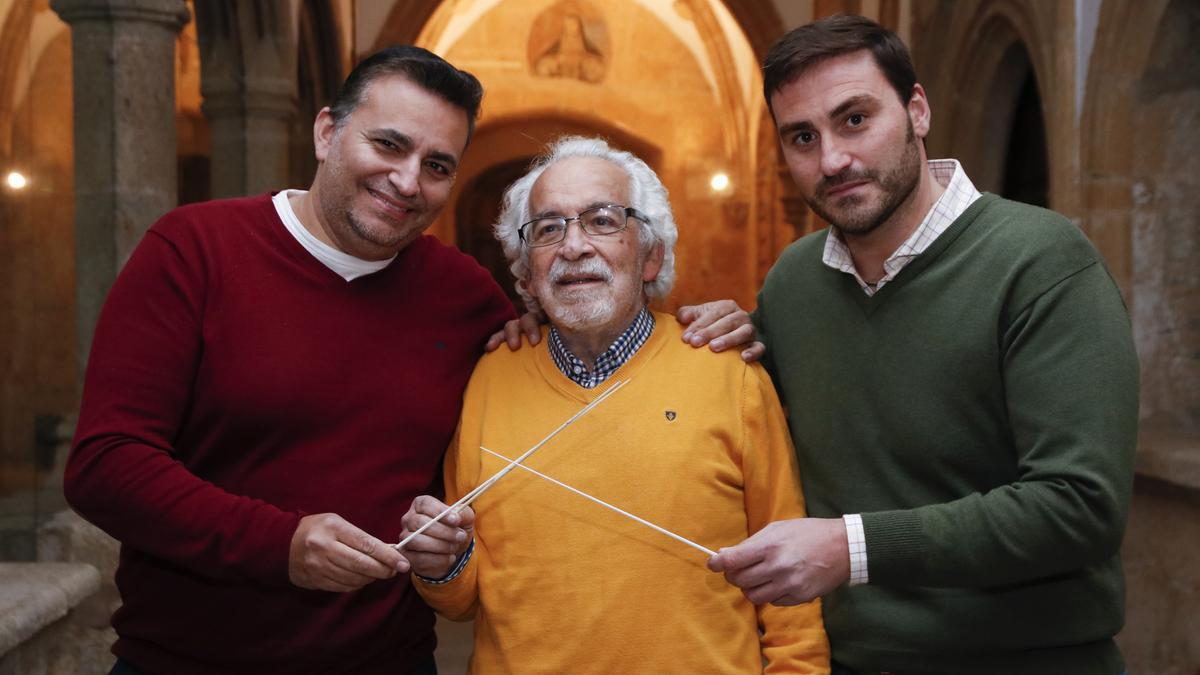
[328,45,484,144]
[762,15,917,113]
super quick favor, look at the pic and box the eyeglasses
[518,204,649,248]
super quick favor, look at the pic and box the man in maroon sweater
[67,47,512,675]
[68,46,756,675]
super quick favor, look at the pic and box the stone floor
[434,617,475,674]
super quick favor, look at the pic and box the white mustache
[548,258,614,285]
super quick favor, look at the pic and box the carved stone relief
[528,0,609,84]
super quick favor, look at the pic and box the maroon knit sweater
[67,194,515,674]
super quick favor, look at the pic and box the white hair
[493,136,678,316]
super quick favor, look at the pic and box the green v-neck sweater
[754,194,1139,674]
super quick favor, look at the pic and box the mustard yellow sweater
[416,313,829,674]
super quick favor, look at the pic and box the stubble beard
[321,150,428,255]
[810,122,922,238]
[345,206,416,250]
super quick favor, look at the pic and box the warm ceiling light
[6,171,28,190]
[6,170,28,189]
[710,172,730,192]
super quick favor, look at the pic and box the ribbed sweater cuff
[259,511,305,587]
[860,510,926,584]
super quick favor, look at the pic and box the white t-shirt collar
[272,189,395,282]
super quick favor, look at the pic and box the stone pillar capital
[50,0,189,30]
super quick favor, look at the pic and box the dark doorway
[178,154,211,205]
[455,157,535,310]
[999,48,1049,207]
[292,0,344,188]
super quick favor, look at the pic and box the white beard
[534,257,641,331]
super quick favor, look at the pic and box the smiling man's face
[525,156,661,334]
[310,74,469,260]
[771,50,927,237]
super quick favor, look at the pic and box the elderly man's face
[525,156,662,334]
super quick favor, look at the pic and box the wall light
[709,172,730,193]
[6,171,28,190]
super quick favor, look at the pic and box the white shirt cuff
[844,514,869,585]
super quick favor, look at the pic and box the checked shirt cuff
[844,514,869,585]
[416,538,474,585]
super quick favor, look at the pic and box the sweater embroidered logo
[665,410,676,421]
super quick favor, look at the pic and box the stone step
[0,562,100,657]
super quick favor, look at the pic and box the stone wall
[1118,475,1200,674]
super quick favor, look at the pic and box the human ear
[642,242,665,282]
[313,107,337,163]
[907,83,932,139]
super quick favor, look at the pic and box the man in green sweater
[707,15,1139,675]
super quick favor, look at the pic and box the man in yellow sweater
[400,136,828,674]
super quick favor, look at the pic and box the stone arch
[996,42,1048,207]
[366,0,787,154]
[409,1,769,308]
[371,0,441,50]
[367,0,785,160]
[372,0,785,62]
[1079,0,1172,293]
[720,0,785,60]
[369,0,791,302]
[922,2,1053,202]
[291,0,345,187]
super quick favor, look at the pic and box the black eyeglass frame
[517,205,650,248]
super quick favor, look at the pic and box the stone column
[196,0,297,198]
[51,0,190,379]
[50,0,190,373]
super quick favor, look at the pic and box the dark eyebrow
[365,128,413,151]
[828,94,878,120]
[777,94,881,139]
[777,119,816,140]
[364,128,459,170]
[428,150,459,171]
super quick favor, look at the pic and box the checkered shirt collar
[821,159,982,294]
[548,307,655,389]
